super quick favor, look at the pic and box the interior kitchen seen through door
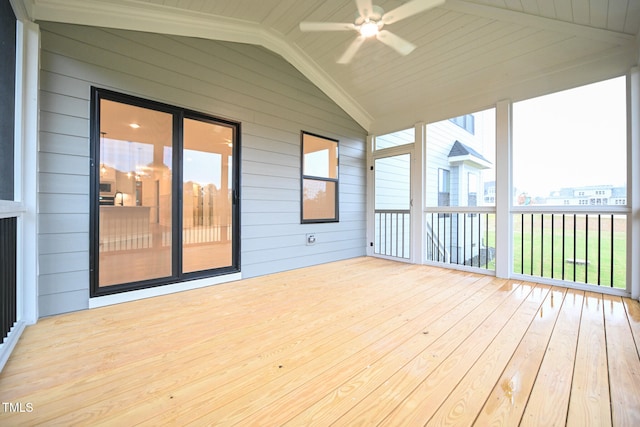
[92,89,239,295]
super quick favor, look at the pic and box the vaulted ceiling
[18,0,640,134]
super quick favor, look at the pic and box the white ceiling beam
[29,0,374,130]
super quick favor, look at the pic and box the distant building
[481,183,627,207]
[545,185,627,206]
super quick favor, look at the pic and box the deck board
[0,257,639,426]
[473,287,567,426]
[518,288,583,427]
[567,292,611,427]
[603,295,640,426]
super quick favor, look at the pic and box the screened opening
[512,76,627,288]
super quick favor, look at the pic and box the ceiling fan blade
[381,0,445,25]
[299,22,356,32]
[355,0,375,19]
[376,30,416,56]
[338,36,366,64]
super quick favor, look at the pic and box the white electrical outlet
[306,233,316,246]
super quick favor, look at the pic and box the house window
[0,1,16,201]
[438,168,450,207]
[91,88,240,296]
[301,131,339,223]
[468,172,478,207]
[449,114,475,134]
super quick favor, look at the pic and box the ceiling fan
[299,0,445,64]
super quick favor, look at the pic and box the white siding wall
[38,22,366,316]
[425,116,488,207]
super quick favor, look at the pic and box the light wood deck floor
[1,257,639,426]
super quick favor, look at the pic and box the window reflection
[182,118,234,273]
[301,132,339,223]
[98,99,173,286]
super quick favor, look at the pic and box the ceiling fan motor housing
[354,5,384,25]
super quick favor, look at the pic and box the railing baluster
[464,214,473,267]
[541,214,544,277]
[386,213,390,256]
[597,214,601,286]
[376,212,381,255]
[562,214,566,280]
[438,213,447,262]
[485,213,489,269]
[521,213,524,274]
[551,214,555,279]
[610,214,614,287]
[477,213,481,268]
[462,213,466,265]
[573,214,577,282]
[458,214,467,265]
[530,214,534,276]
[394,213,399,257]
[431,212,440,261]
[400,213,404,258]
[585,214,589,284]
[449,213,452,262]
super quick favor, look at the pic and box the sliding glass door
[182,118,234,273]
[91,89,239,296]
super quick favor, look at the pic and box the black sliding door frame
[90,88,241,297]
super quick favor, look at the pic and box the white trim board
[89,273,242,309]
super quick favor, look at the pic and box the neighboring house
[425,113,494,266]
[546,185,628,206]
[484,181,496,205]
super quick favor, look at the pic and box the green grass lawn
[511,214,626,289]
[429,212,627,289]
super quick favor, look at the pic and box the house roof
[18,0,640,134]
[448,140,486,161]
[448,140,491,169]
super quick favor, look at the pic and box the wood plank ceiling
[25,0,640,134]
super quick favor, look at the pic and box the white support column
[629,68,640,300]
[412,122,426,264]
[495,100,512,279]
[365,134,375,256]
[1,6,39,372]
[15,19,40,324]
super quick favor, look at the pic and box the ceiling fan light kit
[299,0,445,63]
[359,20,381,38]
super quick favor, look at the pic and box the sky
[512,76,627,198]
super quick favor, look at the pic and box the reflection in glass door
[98,99,174,287]
[374,153,411,259]
[183,118,234,273]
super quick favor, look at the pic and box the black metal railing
[0,217,17,344]
[374,209,410,259]
[426,211,496,270]
[513,212,626,288]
